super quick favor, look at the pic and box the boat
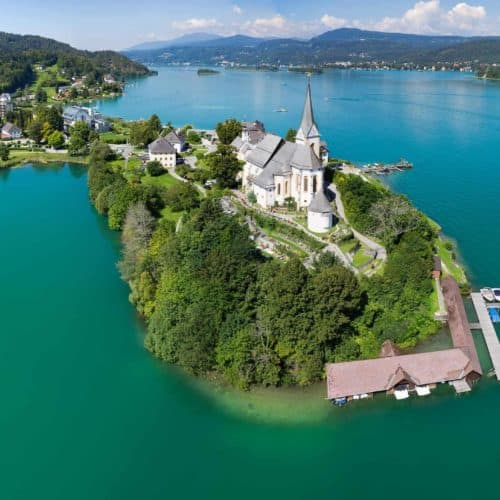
[274,108,288,113]
[493,288,500,302]
[480,288,495,302]
[333,397,347,407]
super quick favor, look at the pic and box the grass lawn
[161,205,183,223]
[142,172,181,189]
[1,150,88,168]
[352,247,373,268]
[99,132,128,144]
[435,238,467,284]
[339,238,359,254]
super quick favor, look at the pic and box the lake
[1,67,499,499]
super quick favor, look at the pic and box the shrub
[146,160,165,177]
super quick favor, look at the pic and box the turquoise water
[1,68,499,499]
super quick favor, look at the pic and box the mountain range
[124,28,500,66]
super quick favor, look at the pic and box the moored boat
[493,288,500,302]
[481,288,495,302]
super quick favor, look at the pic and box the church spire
[295,78,321,157]
[297,78,320,141]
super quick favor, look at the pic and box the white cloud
[244,15,289,36]
[370,1,488,35]
[171,18,220,31]
[321,14,348,30]
[446,2,486,29]
[232,5,243,15]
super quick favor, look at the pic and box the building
[164,130,186,154]
[240,81,332,232]
[148,137,177,168]
[326,276,482,404]
[1,122,23,140]
[308,191,333,233]
[241,121,265,145]
[0,93,13,118]
[62,106,110,132]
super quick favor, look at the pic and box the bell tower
[295,78,321,158]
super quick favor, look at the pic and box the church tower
[295,79,321,158]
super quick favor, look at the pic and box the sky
[1,0,499,50]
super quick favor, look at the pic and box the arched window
[313,175,317,193]
[296,175,300,190]
[303,177,308,192]
[285,181,289,195]
[277,184,281,196]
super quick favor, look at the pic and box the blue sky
[1,0,499,50]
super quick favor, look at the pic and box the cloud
[171,18,220,31]
[232,5,243,15]
[244,15,289,36]
[321,14,348,30]
[446,2,486,29]
[370,1,488,35]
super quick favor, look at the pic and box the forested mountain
[0,32,153,93]
[124,28,500,67]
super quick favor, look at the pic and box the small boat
[333,397,347,407]
[481,288,495,302]
[493,288,500,302]
[274,108,288,113]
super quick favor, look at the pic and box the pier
[471,293,500,380]
[360,158,413,174]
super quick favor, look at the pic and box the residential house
[148,137,177,168]
[0,93,13,118]
[165,130,186,154]
[1,122,23,140]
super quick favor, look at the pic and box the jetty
[361,158,413,174]
[471,293,500,380]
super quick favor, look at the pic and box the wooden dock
[471,293,500,380]
[361,159,413,174]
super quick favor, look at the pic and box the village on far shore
[2,77,499,407]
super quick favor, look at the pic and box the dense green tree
[146,160,164,177]
[47,130,65,149]
[216,118,242,145]
[205,144,241,188]
[187,130,201,144]
[0,143,9,161]
[27,120,44,143]
[285,128,297,142]
[163,183,200,212]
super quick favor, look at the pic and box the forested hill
[0,32,153,93]
[124,28,500,67]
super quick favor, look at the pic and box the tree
[216,118,242,145]
[118,202,155,282]
[89,140,115,163]
[68,121,91,156]
[47,130,65,149]
[187,130,201,144]
[163,183,200,212]
[130,120,157,147]
[35,88,47,103]
[0,143,9,161]
[285,128,297,142]
[146,160,165,177]
[27,120,44,143]
[205,144,241,188]
[148,114,162,135]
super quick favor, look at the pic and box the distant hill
[0,31,153,93]
[124,28,500,67]
[126,32,222,52]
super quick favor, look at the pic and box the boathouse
[326,277,482,402]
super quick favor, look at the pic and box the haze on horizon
[1,0,499,51]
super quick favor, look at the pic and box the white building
[164,130,186,154]
[0,93,13,118]
[148,137,177,168]
[307,191,333,233]
[62,106,110,132]
[241,81,333,232]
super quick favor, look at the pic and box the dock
[361,158,413,174]
[471,293,500,380]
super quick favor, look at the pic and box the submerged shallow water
[2,68,500,499]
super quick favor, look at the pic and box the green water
[2,68,500,499]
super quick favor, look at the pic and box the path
[471,293,500,380]
[328,183,387,262]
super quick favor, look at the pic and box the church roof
[245,133,283,168]
[165,130,185,144]
[296,80,320,142]
[291,143,322,170]
[308,190,332,213]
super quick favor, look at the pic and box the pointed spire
[297,78,320,141]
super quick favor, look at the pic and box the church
[236,81,333,233]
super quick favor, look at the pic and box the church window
[285,181,289,195]
[313,175,317,193]
[277,184,281,196]
[304,177,308,192]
